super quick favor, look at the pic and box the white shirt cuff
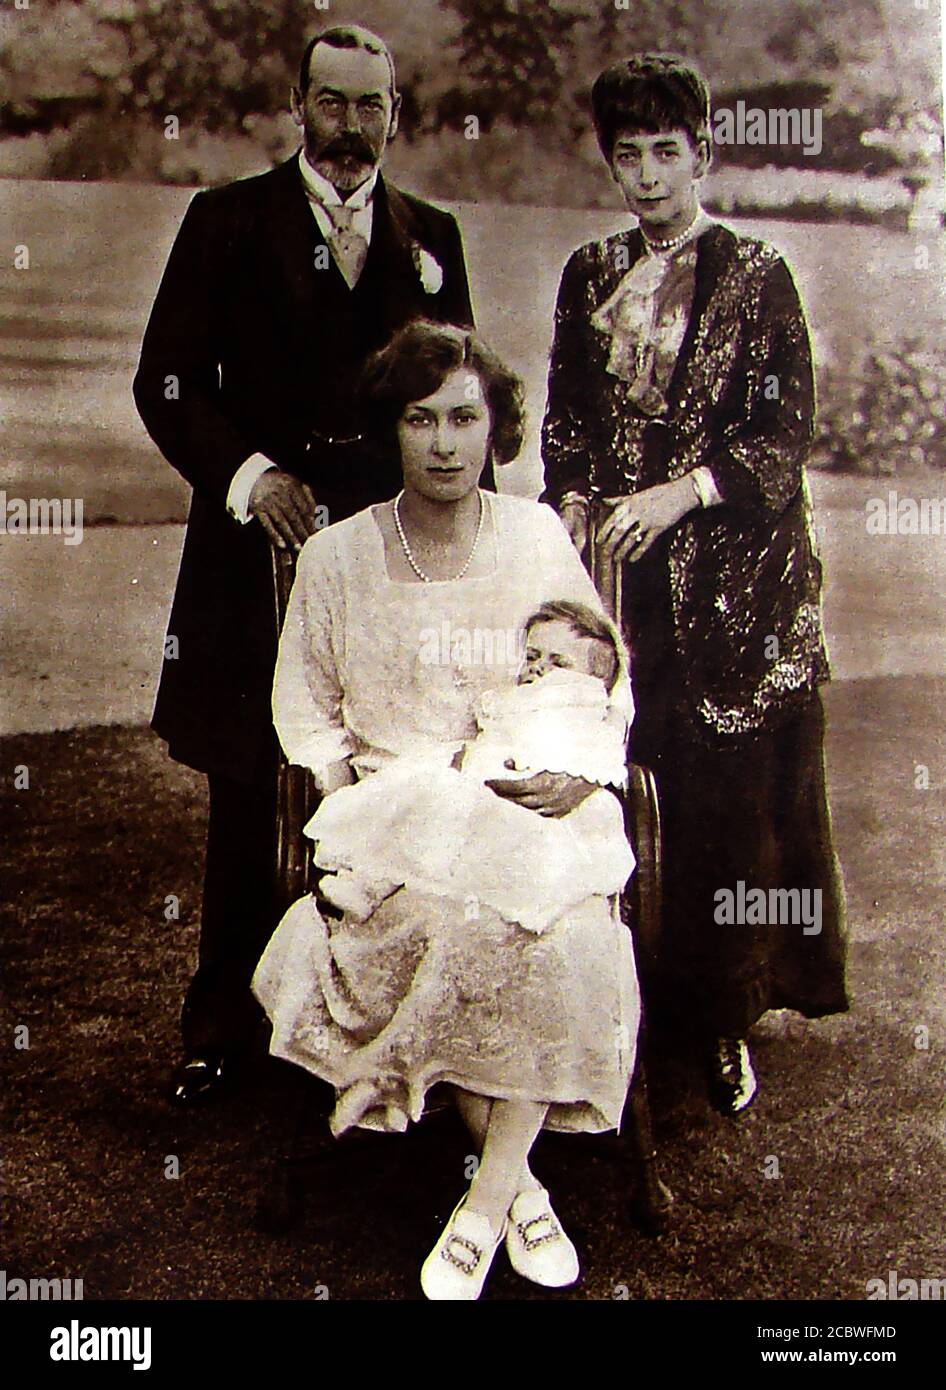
[691,466,723,509]
[227,454,277,524]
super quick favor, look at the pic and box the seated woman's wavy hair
[359,320,526,466]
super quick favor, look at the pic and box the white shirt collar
[298,150,378,210]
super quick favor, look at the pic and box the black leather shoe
[708,1037,758,1116]
[169,1052,228,1107]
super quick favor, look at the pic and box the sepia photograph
[2,0,945,1350]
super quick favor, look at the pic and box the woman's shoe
[420,1195,505,1301]
[505,1187,579,1288]
[708,1037,758,1115]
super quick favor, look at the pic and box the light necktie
[323,203,369,290]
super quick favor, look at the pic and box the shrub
[813,340,946,474]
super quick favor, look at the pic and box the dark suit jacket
[134,156,474,781]
[541,223,829,744]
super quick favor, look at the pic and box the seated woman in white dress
[253,321,641,1301]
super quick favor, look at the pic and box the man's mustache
[319,136,375,163]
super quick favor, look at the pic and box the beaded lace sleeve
[706,255,815,516]
[541,251,595,507]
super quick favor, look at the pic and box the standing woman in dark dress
[541,53,848,1114]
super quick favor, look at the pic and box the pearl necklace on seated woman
[393,488,485,583]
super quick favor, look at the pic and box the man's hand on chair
[485,770,596,817]
[249,470,321,552]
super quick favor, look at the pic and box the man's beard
[310,135,379,191]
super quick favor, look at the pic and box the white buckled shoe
[505,1187,579,1288]
[421,1195,505,1301]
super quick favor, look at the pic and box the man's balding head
[299,25,397,99]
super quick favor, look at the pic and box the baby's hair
[525,600,623,693]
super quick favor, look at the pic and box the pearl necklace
[393,490,485,583]
[641,212,700,257]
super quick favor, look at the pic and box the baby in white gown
[305,600,635,936]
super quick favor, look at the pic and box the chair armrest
[271,544,323,915]
[620,762,662,977]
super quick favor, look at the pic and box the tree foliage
[432,0,584,130]
[0,0,306,131]
[0,0,940,184]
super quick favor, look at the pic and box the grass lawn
[2,675,944,1301]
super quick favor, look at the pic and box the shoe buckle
[517,1213,560,1252]
[441,1233,482,1273]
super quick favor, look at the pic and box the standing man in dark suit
[134,25,474,1105]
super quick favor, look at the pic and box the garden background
[2,0,946,1303]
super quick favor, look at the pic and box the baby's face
[519,620,605,685]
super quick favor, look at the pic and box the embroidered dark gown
[542,219,849,1036]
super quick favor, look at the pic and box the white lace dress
[306,670,635,935]
[252,493,640,1136]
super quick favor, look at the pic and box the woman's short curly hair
[359,320,526,466]
[591,52,711,162]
